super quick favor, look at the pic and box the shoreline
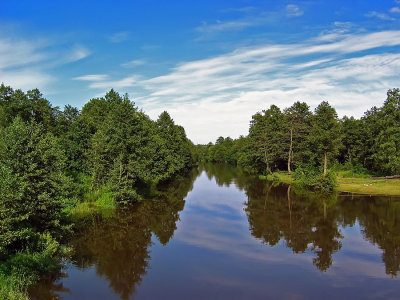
[264,173,400,197]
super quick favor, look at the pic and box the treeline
[200,89,400,180]
[0,84,194,297]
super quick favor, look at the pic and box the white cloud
[0,33,91,92]
[365,11,395,21]
[64,45,91,63]
[108,31,129,43]
[88,75,142,89]
[78,31,400,144]
[390,7,400,13]
[121,59,146,68]
[73,74,109,81]
[194,11,279,40]
[196,20,255,34]
[286,4,304,17]
[0,37,53,89]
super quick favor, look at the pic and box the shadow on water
[30,164,400,299]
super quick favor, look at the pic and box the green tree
[0,118,68,255]
[308,101,341,175]
[283,102,311,174]
[373,89,400,175]
[248,105,285,174]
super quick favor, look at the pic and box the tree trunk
[348,148,352,164]
[323,151,328,176]
[288,128,293,175]
[264,145,272,174]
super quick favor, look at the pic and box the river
[30,164,400,299]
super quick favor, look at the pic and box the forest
[0,84,195,299]
[200,89,400,191]
[0,84,399,298]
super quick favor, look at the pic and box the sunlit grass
[261,171,400,196]
[337,178,400,196]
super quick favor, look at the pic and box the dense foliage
[200,89,400,190]
[0,84,194,298]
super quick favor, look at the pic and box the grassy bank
[337,177,400,196]
[0,236,62,300]
[262,172,400,196]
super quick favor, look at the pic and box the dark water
[31,164,400,299]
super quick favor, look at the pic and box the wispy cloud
[121,59,146,68]
[365,11,395,21]
[87,75,142,89]
[108,31,130,43]
[73,74,109,81]
[0,31,91,92]
[64,45,91,63]
[390,7,400,13]
[286,4,304,17]
[0,36,53,89]
[196,20,254,34]
[194,10,279,40]
[76,30,400,143]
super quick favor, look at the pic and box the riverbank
[264,172,400,196]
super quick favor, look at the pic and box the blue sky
[1,0,400,143]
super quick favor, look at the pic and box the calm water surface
[31,164,400,299]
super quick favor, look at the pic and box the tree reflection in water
[204,163,400,275]
[30,168,200,300]
[30,164,400,299]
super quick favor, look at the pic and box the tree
[248,105,285,174]
[373,89,400,175]
[340,116,362,165]
[0,118,68,255]
[307,102,341,175]
[284,102,311,174]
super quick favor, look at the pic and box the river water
[30,164,400,299]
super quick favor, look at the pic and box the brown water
[30,164,400,299]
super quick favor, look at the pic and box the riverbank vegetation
[1,83,399,297]
[200,89,400,194]
[0,84,195,298]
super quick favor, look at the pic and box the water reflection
[204,163,400,276]
[30,168,201,300]
[31,164,400,299]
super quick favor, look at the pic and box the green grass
[337,177,400,196]
[0,273,28,300]
[264,172,293,184]
[0,250,59,300]
[68,181,116,218]
[262,171,400,196]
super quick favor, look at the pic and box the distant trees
[200,88,400,179]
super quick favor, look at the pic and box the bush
[293,167,337,192]
[0,237,60,300]
[340,162,370,178]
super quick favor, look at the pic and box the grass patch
[260,171,400,196]
[337,177,400,196]
[0,249,60,300]
[263,172,293,184]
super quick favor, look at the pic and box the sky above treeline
[1,0,400,144]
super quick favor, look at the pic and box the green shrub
[0,240,60,300]
[293,167,337,192]
[340,162,370,178]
